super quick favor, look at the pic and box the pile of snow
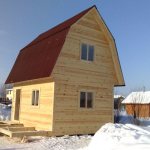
[35,135,91,150]
[89,123,150,150]
[122,91,150,104]
[0,103,11,121]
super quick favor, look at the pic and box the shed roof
[122,91,150,104]
[5,6,94,84]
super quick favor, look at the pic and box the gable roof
[5,5,125,85]
[5,6,94,84]
[122,91,150,104]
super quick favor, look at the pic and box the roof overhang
[91,7,125,86]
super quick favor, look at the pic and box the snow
[117,110,136,124]
[0,135,91,150]
[122,91,150,104]
[0,104,150,149]
[114,95,125,99]
[139,118,150,126]
[0,123,150,150]
[0,103,11,121]
[89,123,150,150]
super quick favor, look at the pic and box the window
[80,91,93,108]
[32,90,39,106]
[81,43,94,61]
[80,92,86,108]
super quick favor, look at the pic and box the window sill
[30,105,40,109]
[78,107,94,111]
[80,59,95,63]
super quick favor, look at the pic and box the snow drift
[89,123,150,150]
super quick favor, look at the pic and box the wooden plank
[11,130,52,137]
[68,31,108,45]
[77,18,102,31]
[0,124,24,128]
[72,23,104,38]
[3,127,35,132]
[19,120,52,131]
[0,121,20,125]
[0,128,12,137]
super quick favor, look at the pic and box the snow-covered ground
[0,135,91,150]
[0,103,91,150]
[0,104,150,150]
[89,123,150,150]
[0,123,150,150]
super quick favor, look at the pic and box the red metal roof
[5,6,95,84]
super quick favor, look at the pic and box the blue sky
[0,0,150,95]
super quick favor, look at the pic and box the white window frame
[80,43,95,62]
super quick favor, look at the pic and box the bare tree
[130,92,143,119]
[127,87,146,125]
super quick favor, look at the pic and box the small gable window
[80,91,93,108]
[32,90,39,106]
[81,43,94,61]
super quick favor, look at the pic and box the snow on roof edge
[122,91,150,104]
[114,95,125,99]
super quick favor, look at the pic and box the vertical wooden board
[126,104,150,118]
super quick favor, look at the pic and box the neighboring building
[5,6,124,135]
[6,89,13,100]
[114,95,125,111]
[122,91,150,118]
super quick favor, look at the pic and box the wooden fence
[125,104,150,118]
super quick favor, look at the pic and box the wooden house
[122,92,150,118]
[5,6,124,135]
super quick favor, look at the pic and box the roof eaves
[93,7,125,86]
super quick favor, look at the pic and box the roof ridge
[5,5,96,84]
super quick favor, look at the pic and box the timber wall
[51,9,116,135]
[12,79,54,130]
